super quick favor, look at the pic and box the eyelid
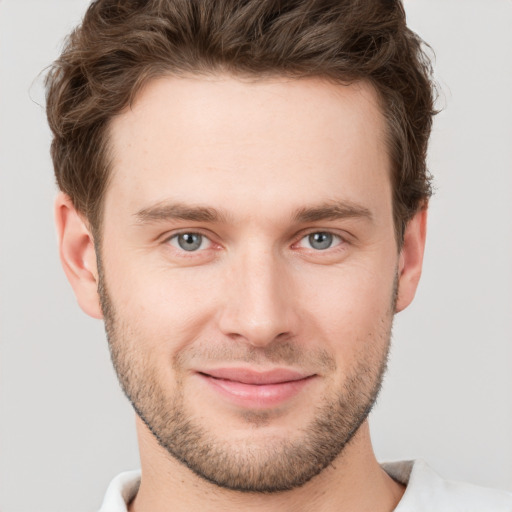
[298,232,342,250]
[159,228,350,255]
[161,228,216,243]
[292,229,348,249]
[169,233,211,251]
[162,229,221,254]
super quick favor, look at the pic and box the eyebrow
[134,202,230,224]
[292,201,373,223]
[134,200,372,225]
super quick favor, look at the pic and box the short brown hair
[46,0,435,243]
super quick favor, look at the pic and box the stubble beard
[98,261,395,493]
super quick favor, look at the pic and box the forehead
[106,74,391,222]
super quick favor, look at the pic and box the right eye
[168,232,212,252]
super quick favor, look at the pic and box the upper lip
[198,368,313,385]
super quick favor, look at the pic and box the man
[45,0,512,510]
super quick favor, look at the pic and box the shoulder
[382,459,512,511]
[98,470,141,512]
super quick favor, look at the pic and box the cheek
[102,235,397,366]
[298,263,396,359]
[106,258,223,352]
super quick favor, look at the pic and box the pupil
[178,233,201,251]
[309,232,332,250]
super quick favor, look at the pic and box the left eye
[168,233,212,252]
[298,232,342,251]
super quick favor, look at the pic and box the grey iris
[308,232,333,250]
[177,233,202,251]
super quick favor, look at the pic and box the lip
[196,368,316,409]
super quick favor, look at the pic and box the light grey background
[1,1,511,510]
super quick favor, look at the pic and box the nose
[217,246,297,348]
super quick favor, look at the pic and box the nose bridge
[219,241,294,346]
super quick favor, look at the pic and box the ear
[54,192,103,319]
[395,207,428,313]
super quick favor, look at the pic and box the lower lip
[197,374,315,409]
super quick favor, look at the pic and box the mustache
[174,340,337,373]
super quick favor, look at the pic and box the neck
[128,419,404,512]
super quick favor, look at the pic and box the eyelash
[294,231,345,251]
[164,230,217,255]
[163,229,347,256]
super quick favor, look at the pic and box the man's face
[99,75,401,492]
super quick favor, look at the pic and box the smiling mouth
[196,368,317,408]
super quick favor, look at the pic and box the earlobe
[54,193,103,319]
[395,207,428,313]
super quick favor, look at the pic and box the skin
[55,75,427,512]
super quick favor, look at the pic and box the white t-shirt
[98,460,512,511]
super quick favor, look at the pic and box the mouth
[196,368,317,408]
